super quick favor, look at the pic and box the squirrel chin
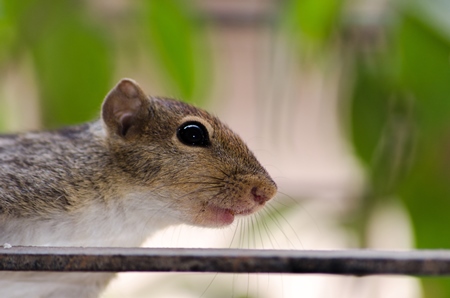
[200,204,264,227]
[202,205,235,227]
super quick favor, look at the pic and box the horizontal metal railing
[1,246,450,276]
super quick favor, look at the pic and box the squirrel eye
[177,121,210,147]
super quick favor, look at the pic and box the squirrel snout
[251,183,277,205]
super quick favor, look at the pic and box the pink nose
[251,187,270,205]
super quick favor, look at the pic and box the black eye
[177,121,210,147]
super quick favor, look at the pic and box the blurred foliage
[281,0,344,53]
[0,0,210,128]
[348,1,450,297]
[284,0,450,296]
[142,0,209,102]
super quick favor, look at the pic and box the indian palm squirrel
[0,78,277,298]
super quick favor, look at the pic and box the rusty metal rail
[1,247,450,276]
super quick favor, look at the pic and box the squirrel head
[101,79,277,227]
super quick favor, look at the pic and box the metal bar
[1,246,450,276]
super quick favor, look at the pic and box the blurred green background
[1,0,450,297]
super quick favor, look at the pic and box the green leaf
[396,0,450,255]
[28,4,113,127]
[0,0,13,64]
[398,11,450,134]
[281,0,344,50]
[141,0,210,104]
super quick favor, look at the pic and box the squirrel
[0,79,277,298]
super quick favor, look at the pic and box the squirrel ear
[102,79,149,137]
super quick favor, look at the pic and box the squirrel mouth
[196,183,275,228]
[204,205,235,226]
[203,205,260,227]
[233,208,255,216]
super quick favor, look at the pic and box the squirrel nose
[251,186,272,205]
